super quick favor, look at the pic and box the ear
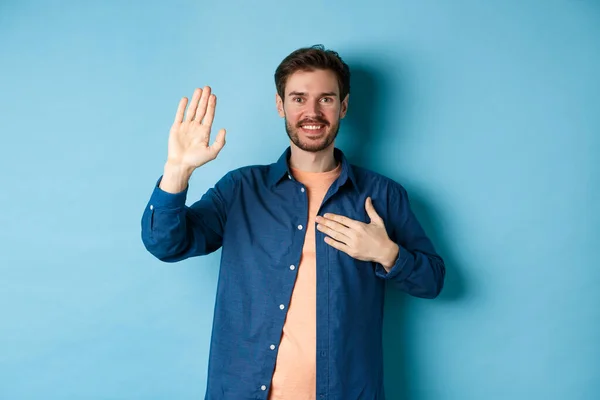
[339,94,349,119]
[276,93,285,118]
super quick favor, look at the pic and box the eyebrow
[288,91,338,97]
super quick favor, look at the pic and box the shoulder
[220,163,274,186]
[350,164,408,198]
[227,163,270,177]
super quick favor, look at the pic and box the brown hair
[274,44,351,102]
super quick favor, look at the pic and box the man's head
[275,45,351,153]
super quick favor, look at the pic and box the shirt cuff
[147,176,188,210]
[374,244,414,281]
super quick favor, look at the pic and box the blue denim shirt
[141,147,445,400]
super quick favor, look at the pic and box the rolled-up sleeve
[374,185,446,299]
[141,171,237,262]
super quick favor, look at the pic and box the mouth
[299,123,327,136]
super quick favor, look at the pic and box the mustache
[297,118,329,127]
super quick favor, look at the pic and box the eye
[293,97,303,103]
[320,97,332,103]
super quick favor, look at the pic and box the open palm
[168,86,226,169]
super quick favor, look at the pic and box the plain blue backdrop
[1,1,599,399]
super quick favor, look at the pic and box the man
[141,45,445,400]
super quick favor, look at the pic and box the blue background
[1,1,599,399]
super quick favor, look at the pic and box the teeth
[302,125,322,130]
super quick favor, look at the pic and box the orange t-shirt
[268,162,342,400]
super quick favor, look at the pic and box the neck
[288,142,337,172]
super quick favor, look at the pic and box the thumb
[210,128,227,154]
[365,197,382,224]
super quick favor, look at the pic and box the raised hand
[167,86,226,170]
[159,87,226,193]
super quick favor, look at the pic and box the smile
[301,125,324,130]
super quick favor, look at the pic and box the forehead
[284,69,339,96]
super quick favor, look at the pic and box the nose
[305,99,323,117]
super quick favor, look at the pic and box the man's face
[276,69,349,153]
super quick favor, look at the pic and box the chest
[222,181,372,262]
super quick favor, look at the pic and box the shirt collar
[268,146,359,192]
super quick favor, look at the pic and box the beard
[285,115,340,153]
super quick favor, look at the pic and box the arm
[316,189,445,299]
[373,186,446,299]
[141,169,236,262]
[140,86,228,262]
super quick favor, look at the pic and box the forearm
[377,185,446,298]
[141,177,222,263]
[141,168,236,262]
[159,161,195,194]
[377,240,400,272]
[141,205,194,262]
[141,180,195,262]
[376,246,445,298]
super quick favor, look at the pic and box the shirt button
[261,385,267,391]
[289,265,295,270]
[297,225,303,230]
[301,187,305,192]
[287,174,292,179]
[279,304,285,310]
[149,205,154,210]
[270,344,276,350]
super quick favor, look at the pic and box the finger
[365,197,383,223]
[174,97,187,124]
[185,88,202,121]
[209,128,227,155]
[316,219,353,239]
[324,236,351,254]
[317,223,350,244]
[202,93,217,127]
[195,86,211,123]
[321,213,362,230]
